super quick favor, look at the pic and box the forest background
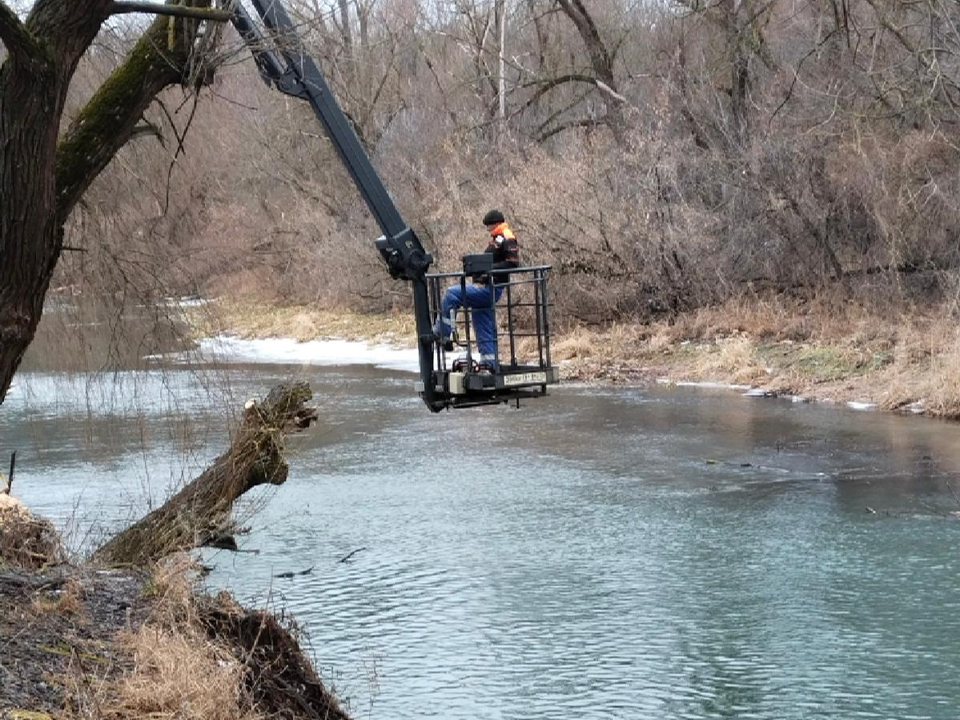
[18,0,960,412]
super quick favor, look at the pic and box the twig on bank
[917,499,948,517]
[2,452,14,494]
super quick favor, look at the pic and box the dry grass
[687,336,769,385]
[29,578,83,617]
[879,321,960,418]
[189,300,416,346]
[63,556,263,720]
[551,295,960,418]
[663,293,901,346]
[185,291,960,419]
[0,500,64,570]
[146,552,201,607]
[93,625,259,720]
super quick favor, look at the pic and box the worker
[435,209,520,369]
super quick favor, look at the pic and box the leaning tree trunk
[0,0,113,403]
[93,383,318,567]
[0,0,218,404]
[555,0,627,143]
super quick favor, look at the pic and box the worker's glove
[472,273,490,285]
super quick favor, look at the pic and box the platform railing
[426,265,554,375]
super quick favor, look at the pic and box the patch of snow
[180,335,420,373]
[846,400,877,411]
[161,295,209,308]
[672,380,754,391]
[743,388,776,398]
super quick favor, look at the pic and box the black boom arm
[231,1,443,411]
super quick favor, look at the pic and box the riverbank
[190,297,960,420]
[0,499,349,720]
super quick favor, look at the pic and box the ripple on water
[7,368,960,719]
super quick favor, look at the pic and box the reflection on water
[4,362,960,719]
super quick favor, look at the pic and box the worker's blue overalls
[437,283,504,367]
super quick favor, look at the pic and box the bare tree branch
[55,5,216,220]
[109,1,233,21]
[538,115,603,142]
[0,2,43,60]
[520,72,598,106]
[556,0,617,92]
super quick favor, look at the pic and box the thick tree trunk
[92,383,318,567]
[0,0,217,404]
[0,59,61,406]
[0,0,112,403]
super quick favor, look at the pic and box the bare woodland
[3,0,960,396]
[2,4,959,713]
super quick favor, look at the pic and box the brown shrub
[0,499,64,570]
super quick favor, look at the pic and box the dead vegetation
[0,380,348,720]
[0,496,64,571]
[60,556,260,720]
[185,288,960,419]
[32,0,959,347]
[64,554,349,720]
[191,301,416,346]
[552,294,960,419]
[5,0,954,428]
[94,623,257,720]
[1,553,349,720]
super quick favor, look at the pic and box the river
[3,340,960,720]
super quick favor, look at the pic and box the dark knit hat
[482,209,505,226]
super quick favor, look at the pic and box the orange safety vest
[487,222,520,265]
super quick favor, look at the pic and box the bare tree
[512,0,629,142]
[0,0,228,403]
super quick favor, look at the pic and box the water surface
[4,359,960,719]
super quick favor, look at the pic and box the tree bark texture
[92,383,318,567]
[56,1,213,220]
[0,0,112,403]
[0,0,217,403]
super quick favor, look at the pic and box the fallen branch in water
[92,383,318,567]
[338,547,367,563]
[947,481,960,509]
[274,565,315,579]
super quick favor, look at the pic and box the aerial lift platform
[231,1,559,411]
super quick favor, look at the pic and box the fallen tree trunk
[92,382,318,567]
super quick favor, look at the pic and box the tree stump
[92,382,317,567]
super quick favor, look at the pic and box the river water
[3,344,960,720]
